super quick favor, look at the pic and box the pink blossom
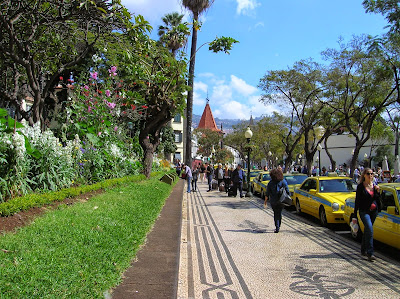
[98,132,102,136]
[88,106,92,113]
[106,101,116,109]
[84,85,89,90]
[90,72,98,80]
[105,89,111,97]
[109,66,117,76]
[114,126,118,131]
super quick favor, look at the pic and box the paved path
[177,181,400,299]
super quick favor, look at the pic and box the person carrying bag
[264,168,289,233]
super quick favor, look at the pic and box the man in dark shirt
[231,164,245,198]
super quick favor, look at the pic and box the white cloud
[194,73,278,119]
[230,75,258,96]
[193,91,207,106]
[254,21,264,29]
[236,0,260,16]
[194,81,208,93]
[214,101,249,119]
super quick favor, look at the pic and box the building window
[173,114,181,123]
[174,130,182,143]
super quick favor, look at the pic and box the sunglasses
[365,172,374,175]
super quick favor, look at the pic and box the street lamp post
[245,127,253,197]
[317,144,322,176]
[268,151,272,169]
[315,125,325,176]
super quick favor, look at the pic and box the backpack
[277,181,292,206]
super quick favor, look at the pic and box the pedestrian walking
[223,165,231,193]
[183,163,193,193]
[231,164,245,198]
[192,165,199,192]
[264,168,289,233]
[175,159,182,177]
[217,164,224,188]
[200,163,206,183]
[353,167,381,261]
[206,163,214,192]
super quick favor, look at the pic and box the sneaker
[274,228,279,233]
[367,255,376,261]
[361,251,367,257]
[207,190,211,192]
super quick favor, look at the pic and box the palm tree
[158,12,189,56]
[182,0,214,166]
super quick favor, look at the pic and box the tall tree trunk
[324,138,336,171]
[142,139,156,179]
[185,11,199,166]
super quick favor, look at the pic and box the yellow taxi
[343,183,400,250]
[293,176,356,227]
[251,171,271,198]
[243,169,261,190]
[284,173,308,197]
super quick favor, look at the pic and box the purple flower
[114,126,118,131]
[84,85,89,90]
[80,148,85,153]
[105,89,111,97]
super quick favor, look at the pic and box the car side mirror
[387,206,396,215]
[309,189,317,195]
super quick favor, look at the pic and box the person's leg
[239,181,243,197]
[187,176,192,193]
[208,175,212,191]
[232,182,237,196]
[192,179,196,191]
[359,211,374,257]
[224,178,229,192]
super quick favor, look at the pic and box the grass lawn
[0,174,175,298]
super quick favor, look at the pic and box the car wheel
[295,199,301,214]
[319,206,328,227]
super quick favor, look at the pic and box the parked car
[293,176,355,226]
[284,173,308,197]
[251,171,271,198]
[343,183,400,250]
[243,169,262,191]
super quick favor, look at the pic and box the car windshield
[250,172,259,177]
[284,175,307,185]
[262,174,271,181]
[319,179,355,193]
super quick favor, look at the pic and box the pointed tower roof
[197,98,220,132]
[249,113,254,127]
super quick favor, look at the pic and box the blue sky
[122,0,388,120]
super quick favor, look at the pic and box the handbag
[278,185,292,206]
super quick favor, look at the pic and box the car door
[253,173,261,194]
[307,179,319,216]
[298,178,316,214]
[374,189,400,249]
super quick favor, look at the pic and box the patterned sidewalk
[177,181,400,299]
